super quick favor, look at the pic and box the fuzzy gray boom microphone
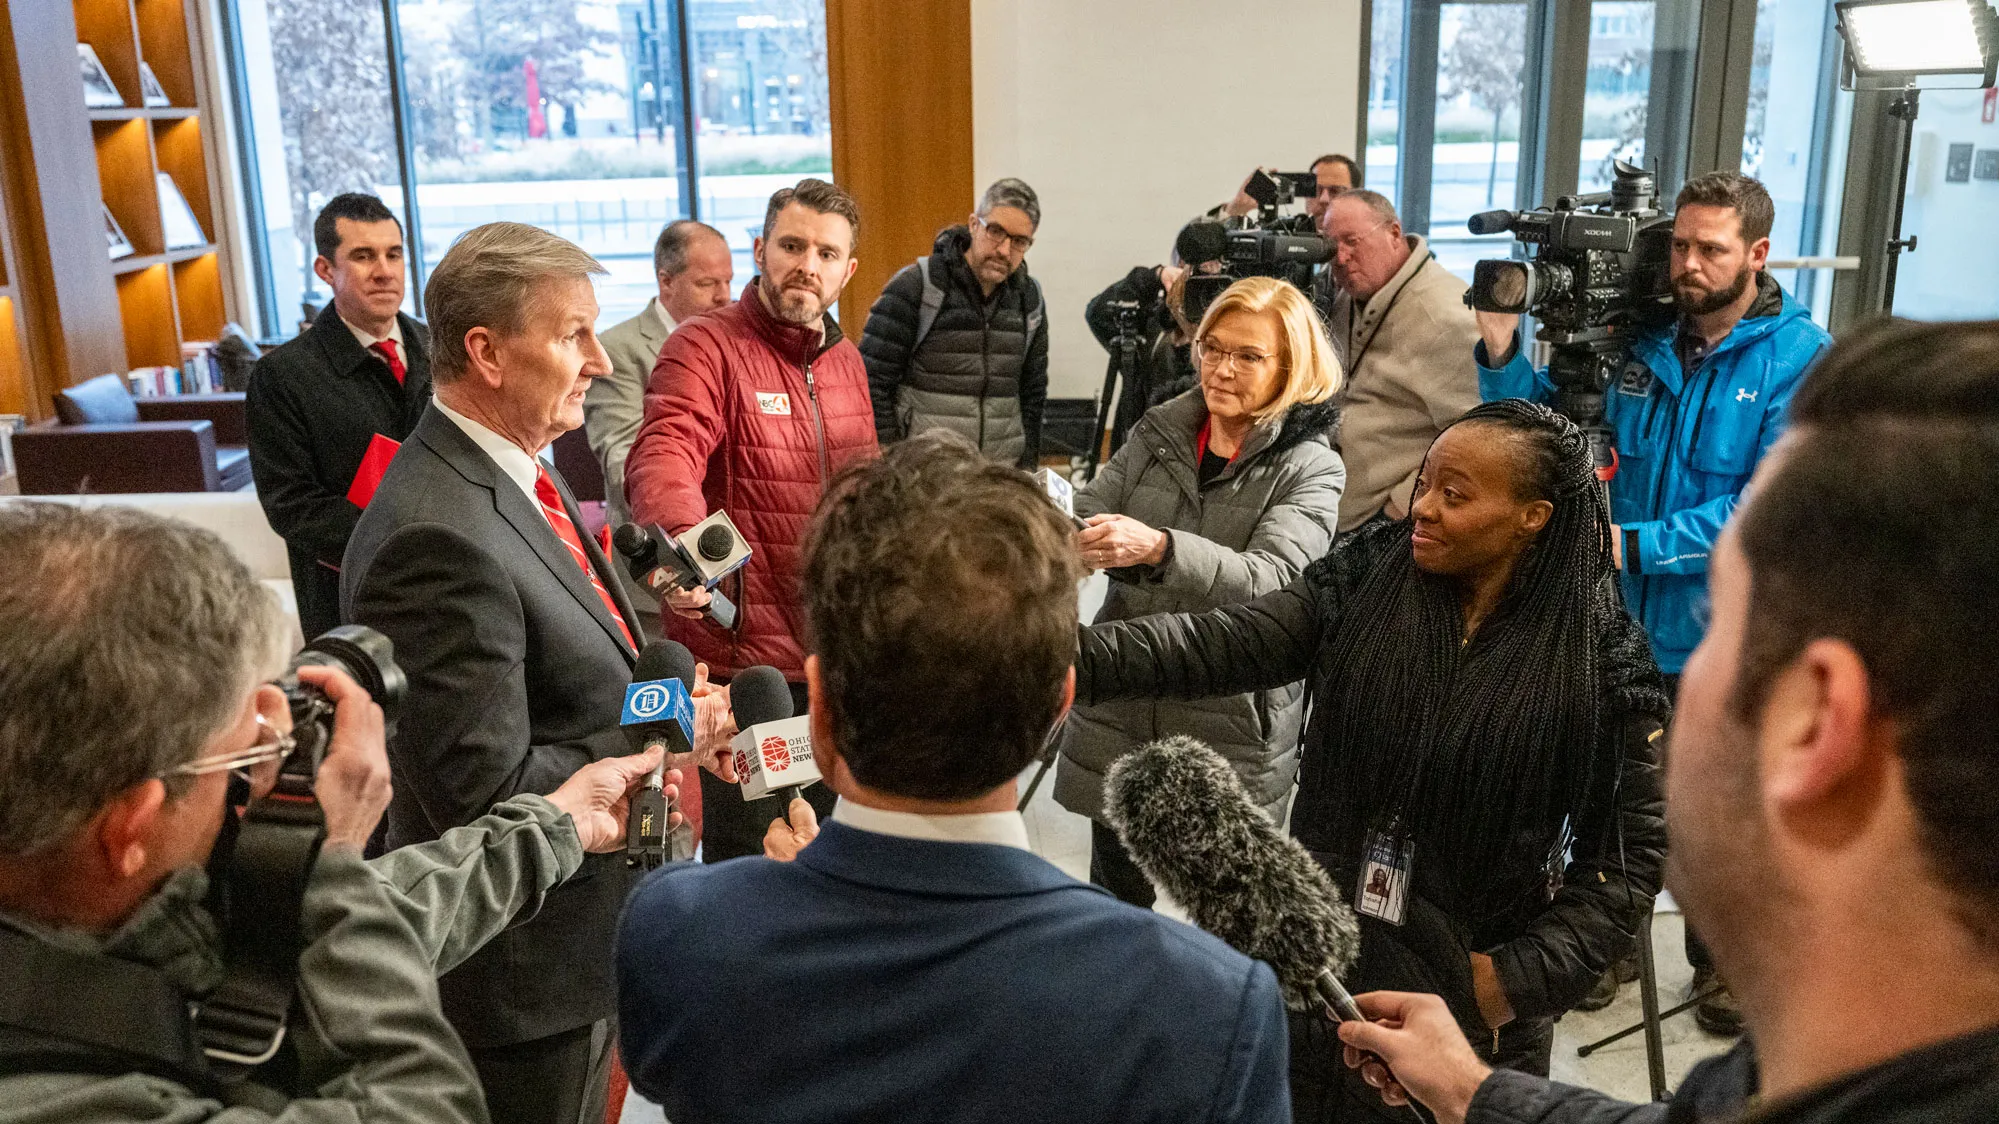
[1108,736,1429,1122]
[1103,735,1362,1014]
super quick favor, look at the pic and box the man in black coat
[247,193,431,639]
[860,178,1048,469]
[342,221,719,1124]
[1331,319,1999,1124]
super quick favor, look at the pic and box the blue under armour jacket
[1477,275,1830,672]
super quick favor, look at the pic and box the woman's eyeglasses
[1193,340,1280,375]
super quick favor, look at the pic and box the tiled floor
[619,765,1733,1122]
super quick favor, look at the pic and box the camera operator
[1322,189,1483,531]
[1083,258,1202,416]
[1218,155,1361,317]
[0,503,677,1121]
[1475,171,1830,1029]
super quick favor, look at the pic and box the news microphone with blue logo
[623,641,698,870]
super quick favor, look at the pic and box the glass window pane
[231,0,402,335]
[1741,0,1849,323]
[1890,88,1999,320]
[1367,0,1404,204]
[688,0,834,285]
[1576,0,1698,196]
[393,0,695,327]
[1434,0,1529,277]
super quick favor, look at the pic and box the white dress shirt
[432,396,543,504]
[650,298,679,338]
[832,796,1031,851]
[339,311,405,354]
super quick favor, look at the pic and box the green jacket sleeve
[365,794,586,976]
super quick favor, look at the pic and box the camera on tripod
[1465,160,1675,473]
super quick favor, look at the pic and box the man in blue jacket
[616,432,1291,1124]
[1475,170,1830,1030]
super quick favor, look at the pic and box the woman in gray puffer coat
[1055,275,1346,905]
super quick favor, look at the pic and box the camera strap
[193,787,325,1085]
[0,926,215,1093]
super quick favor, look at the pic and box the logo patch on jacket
[1617,362,1654,397]
[756,393,792,416]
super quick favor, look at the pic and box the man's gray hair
[424,222,606,383]
[653,219,725,278]
[977,178,1041,229]
[1333,189,1400,227]
[0,504,286,856]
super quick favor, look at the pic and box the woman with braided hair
[1077,399,1670,1120]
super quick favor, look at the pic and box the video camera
[1465,160,1675,474]
[1177,169,1335,323]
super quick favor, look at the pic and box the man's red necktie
[371,339,407,385]
[535,465,635,650]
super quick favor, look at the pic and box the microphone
[728,665,818,807]
[1104,735,1360,1009]
[612,522,742,630]
[622,641,698,870]
[1033,467,1089,531]
[1106,737,1423,1119]
[1174,220,1229,269]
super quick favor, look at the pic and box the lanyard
[1345,251,1434,375]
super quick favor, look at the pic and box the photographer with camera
[1474,171,1830,1029]
[1322,190,1484,532]
[0,503,678,1122]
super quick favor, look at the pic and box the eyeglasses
[164,713,295,780]
[1193,340,1281,375]
[1330,219,1392,254]
[974,216,1035,253]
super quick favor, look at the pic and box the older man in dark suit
[247,193,431,639]
[343,222,724,1124]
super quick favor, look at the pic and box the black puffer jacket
[1077,520,1669,1033]
[860,226,1048,467]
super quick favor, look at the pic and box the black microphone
[729,665,818,811]
[612,523,739,630]
[622,641,698,870]
[1174,220,1229,269]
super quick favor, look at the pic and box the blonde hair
[424,222,606,382]
[1193,275,1344,424]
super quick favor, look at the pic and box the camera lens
[292,625,407,712]
[697,524,736,562]
[1489,263,1531,310]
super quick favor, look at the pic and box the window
[1888,87,1999,320]
[1740,0,1849,322]
[1574,0,1699,196]
[227,0,403,333]
[224,0,832,338]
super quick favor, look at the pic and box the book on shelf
[138,62,171,108]
[126,343,222,398]
[78,44,123,109]
[157,174,206,249]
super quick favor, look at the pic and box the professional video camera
[1465,160,1675,475]
[1239,168,1321,232]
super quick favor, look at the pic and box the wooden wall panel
[826,0,974,338]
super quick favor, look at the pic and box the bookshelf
[0,0,233,421]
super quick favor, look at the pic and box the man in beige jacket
[1319,190,1482,531]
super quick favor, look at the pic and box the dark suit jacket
[618,821,1292,1124]
[342,404,640,1048]
[247,310,433,639]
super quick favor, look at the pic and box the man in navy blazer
[618,432,1291,1124]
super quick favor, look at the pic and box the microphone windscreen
[1104,735,1360,1007]
[634,640,698,690]
[730,665,794,729]
[1175,220,1228,268]
[612,522,651,560]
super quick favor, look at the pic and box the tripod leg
[1638,908,1667,1100]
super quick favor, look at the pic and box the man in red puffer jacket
[626,178,878,859]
